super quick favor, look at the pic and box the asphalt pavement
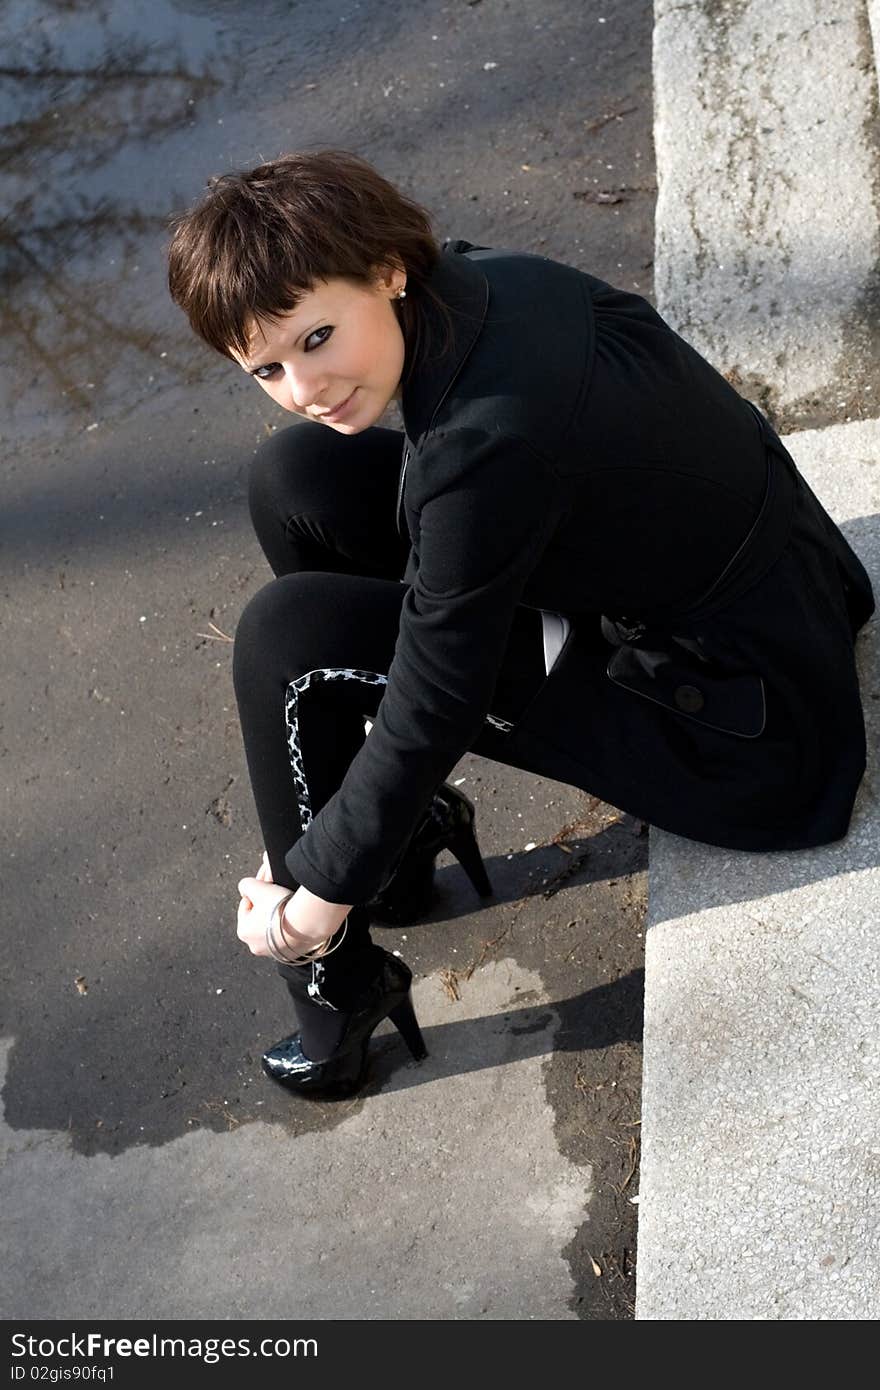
[1,0,655,1322]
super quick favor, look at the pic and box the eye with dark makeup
[305,325,333,352]
[250,325,333,380]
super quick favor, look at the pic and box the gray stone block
[637,419,880,1319]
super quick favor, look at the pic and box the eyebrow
[244,318,323,373]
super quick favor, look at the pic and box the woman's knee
[234,573,313,693]
[232,571,357,688]
[233,570,403,698]
[248,422,408,581]
[247,421,331,530]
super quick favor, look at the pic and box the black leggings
[233,422,552,1049]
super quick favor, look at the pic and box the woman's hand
[236,867,296,960]
[237,851,352,959]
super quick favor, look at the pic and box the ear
[373,258,406,296]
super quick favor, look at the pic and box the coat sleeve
[285,428,567,902]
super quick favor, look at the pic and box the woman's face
[231,265,406,433]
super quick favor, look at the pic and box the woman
[167,150,874,1100]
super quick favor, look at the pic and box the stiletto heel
[388,994,428,1060]
[262,949,426,1099]
[447,818,492,897]
[368,783,493,924]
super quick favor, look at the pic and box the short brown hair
[166,149,453,381]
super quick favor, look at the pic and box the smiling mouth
[316,390,356,419]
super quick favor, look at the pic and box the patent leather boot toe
[262,949,427,1100]
[368,783,493,926]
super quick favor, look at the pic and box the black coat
[286,241,874,903]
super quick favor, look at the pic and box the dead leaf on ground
[439,968,461,1002]
[202,1099,240,1131]
[619,1134,639,1193]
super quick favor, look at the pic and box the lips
[317,389,356,419]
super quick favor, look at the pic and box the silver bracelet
[264,891,298,964]
[284,913,349,962]
[265,892,349,966]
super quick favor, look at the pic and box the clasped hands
[237,851,352,959]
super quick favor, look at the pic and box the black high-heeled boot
[368,783,493,926]
[262,948,427,1100]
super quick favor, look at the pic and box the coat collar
[400,240,489,445]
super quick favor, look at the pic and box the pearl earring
[396,287,407,300]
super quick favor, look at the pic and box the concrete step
[637,419,879,1319]
[641,0,880,1318]
[653,0,880,432]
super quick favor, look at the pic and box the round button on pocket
[674,684,705,713]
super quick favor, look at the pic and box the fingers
[236,898,253,944]
[236,871,286,957]
[238,877,256,917]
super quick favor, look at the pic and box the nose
[282,360,326,413]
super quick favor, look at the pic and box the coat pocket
[605,638,766,739]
